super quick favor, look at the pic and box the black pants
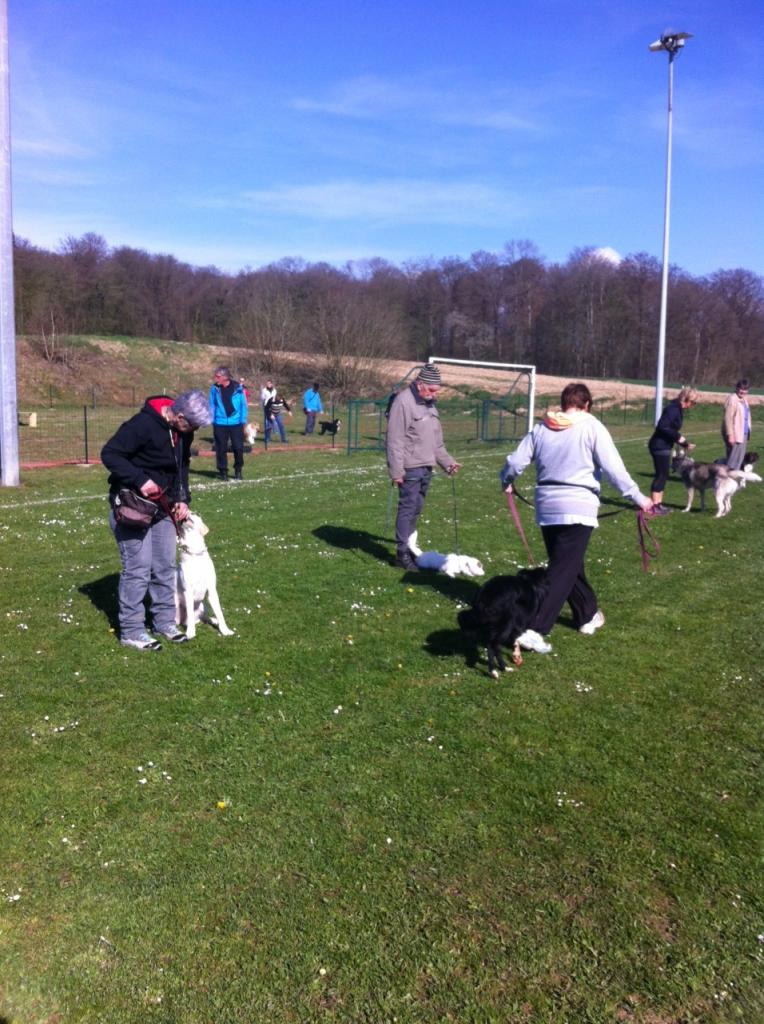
[214,424,244,476]
[533,523,596,634]
[650,448,671,493]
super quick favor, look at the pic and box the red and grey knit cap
[417,363,442,386]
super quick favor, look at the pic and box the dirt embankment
[17,335,757,409]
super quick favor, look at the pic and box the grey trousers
[110,512,177,639]
[395,466,432,557]
[725,440,747,471]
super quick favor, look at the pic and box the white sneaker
[579,610,605,635]
[516,629,553,654]
[120,632,162,651]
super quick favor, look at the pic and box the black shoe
[652,503,672,516]
[395,553,419,572]
[234,472,243,481]
[218,472,228,481]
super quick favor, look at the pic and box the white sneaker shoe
[579,610,605,635]
[516,629,553,654]
[120,632,162,651]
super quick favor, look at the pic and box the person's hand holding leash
[140,478,162,499]
[172,502,190,522]
[446,462,461,476]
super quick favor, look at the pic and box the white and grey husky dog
[672,448,762,518]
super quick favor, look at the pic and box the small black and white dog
[457,567,549,677]
[318,418,342,436]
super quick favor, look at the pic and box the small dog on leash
[407,531,484,578]
[672,448,761,517]
[244,423,258,446]
[175,512,234,638]
[318,418,342,436]
[457,568,549,676]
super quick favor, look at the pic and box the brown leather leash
[155,491,182,538]
[504,489,537,565]
[505,487,660,572]
[636,508,660,572]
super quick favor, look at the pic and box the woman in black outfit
[648,386,699,515]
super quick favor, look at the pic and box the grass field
[0,428,762,1023]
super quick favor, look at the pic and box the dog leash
[451,474,461,555]
[155,491,182,538]
[636,509,660,572]
[511,484,631,520]
[384,481,395,536]
[504,489,537,565]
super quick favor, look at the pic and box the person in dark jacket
[264,392,292,443]
[648,386,698,515]
[101,390,211,650]
[209,366,248,480]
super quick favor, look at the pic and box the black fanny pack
[113,489,161,528]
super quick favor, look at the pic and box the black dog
[457,567,549,677]
[318,418,342,436]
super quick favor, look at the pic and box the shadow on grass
[313,524,393,566]
[400,567,480,606]
[424,626,482,671]
[79,574,121,630]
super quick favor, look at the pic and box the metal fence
[345,394,659,455]
[15,395,663,467]
[16,404,346,466]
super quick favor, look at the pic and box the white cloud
[13,138,93,159]
[291,73,544,134]
[239,179,527,226]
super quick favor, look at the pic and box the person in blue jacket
[648,386,698,515]
[209,366,248,480]
[303,382,323,435]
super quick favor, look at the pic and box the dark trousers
[533,523,596,634]
[650,449,671,493]
[214,424,244,476]
[305,411,317,434]
[395,466,432,556]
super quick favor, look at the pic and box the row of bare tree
[13,233,764,389]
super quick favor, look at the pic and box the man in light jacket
[209,366,248,481]
[721,378,752,470]
[386,363,460,571]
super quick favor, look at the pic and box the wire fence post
[83,405,89,464]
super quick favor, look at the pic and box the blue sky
[9,0,764,276]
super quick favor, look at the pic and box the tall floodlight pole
[649,30,692,426]
[0,0,19,485]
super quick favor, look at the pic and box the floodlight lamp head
[649,30,693,55]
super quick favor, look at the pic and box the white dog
[244,423,258,446]
[714,465,762,517]
[407,531,484,578]
[175,512,234,638]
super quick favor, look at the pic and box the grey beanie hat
[417,363,442,386]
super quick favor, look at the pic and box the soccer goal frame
[427,356,537,435]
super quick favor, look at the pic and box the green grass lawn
[0,431,762,1023]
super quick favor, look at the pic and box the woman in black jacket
[101,389,211,650]
[648,386,698,515]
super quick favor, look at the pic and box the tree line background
[14,233,764,392]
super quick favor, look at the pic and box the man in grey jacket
[386,363,460,571]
